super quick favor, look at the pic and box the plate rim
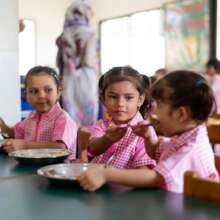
[8,148,69,159]
[37,163,105,180]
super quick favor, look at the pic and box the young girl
[206,58,220,113]
[84,66,155,169]
[0,66,77,157]
[77,70,219,193]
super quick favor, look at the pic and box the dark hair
[155,68,167,76]
[206,58,220,73]
[149,76,157,84]
[25,66,61,89]
[99,66,152,116]
[151,70,216,121]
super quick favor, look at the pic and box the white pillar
[0,0,21,125]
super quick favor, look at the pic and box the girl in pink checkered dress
[84,66,155,169]
[78,70,219,193]
[0,66,77,157]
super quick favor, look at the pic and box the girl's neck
[112,120,129,126]
[171,120,201,137]
[37,109,51,115]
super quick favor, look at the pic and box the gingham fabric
[14,103,77,156]
[89,112,156,169]
[154,124,219,193]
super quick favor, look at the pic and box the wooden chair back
[210,114,220,120]
[207,124,220,145]
[207,114,220,145]
[184,171,220,203]
[76,127,91,162]
[184,155,220,203]
[215,154,220,175]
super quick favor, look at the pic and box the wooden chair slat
[184,155,220,203]
[77,127,91,162]
[184,171,220,203]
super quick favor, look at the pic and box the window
[19,19,36,75]
[100,10,165,76]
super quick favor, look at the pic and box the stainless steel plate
[8,148,69,165]
[37,163,105,185]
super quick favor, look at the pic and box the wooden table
[0,154,219,220]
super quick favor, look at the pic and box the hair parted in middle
[98,66,152,116]
[25,66,62,89]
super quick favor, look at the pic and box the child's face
[207,66,216,76]
[154,100,182,136]
[25,74,61,113]
[103,81,144,124]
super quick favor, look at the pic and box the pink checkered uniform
[88,112,156,169]
[154,124,219,193]
[14,103,77,157]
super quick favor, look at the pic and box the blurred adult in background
[149,68,167,86]
[154,68,167,81]
[56,0,99,126]
[206,58,220,113]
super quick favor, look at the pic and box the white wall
[19,0,175,68]
[90,0,174,28]
[0,0,21,125]
[19,0,73,68]
[0,0,176,126]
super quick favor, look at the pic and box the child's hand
[104,125,127,143]
[77,167,106,192]
[0,117,5,130]
[132,121,159,159]
[0,118,13,138]
[131,121,156,139]
[3,139,27,153]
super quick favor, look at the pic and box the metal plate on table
[37,163,105,186]
[8,148,69,165]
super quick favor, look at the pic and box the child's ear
[138,95,145,107]
[177,106,191,122]
[57,87,62,99]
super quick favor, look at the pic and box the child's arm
[3,139,66,153]
[89,126,127,156]
[88,136,114,155]
[0,118,14,138]
[143,128,159,159]
[132,121,159,159]
[77,167,163,192]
